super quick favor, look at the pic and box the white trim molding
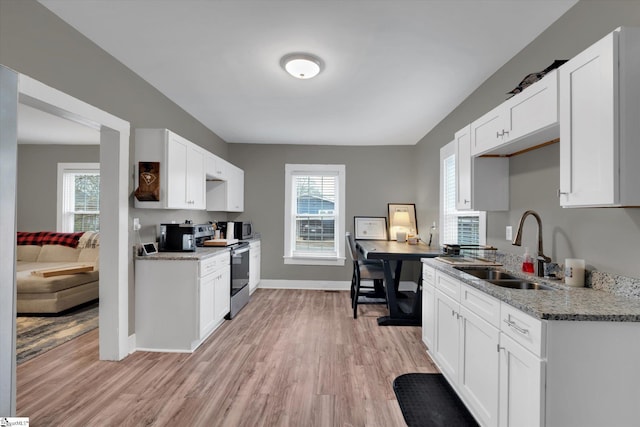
[259,280,418,292]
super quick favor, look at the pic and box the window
[57,163,100,232]
[439,142,486,246]
[284,164,345,266]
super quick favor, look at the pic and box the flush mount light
[280,53,323,79]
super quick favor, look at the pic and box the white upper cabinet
[134,128,206,209]
[135,128,244,211]
[559,27,640,207]
[206,162,244,212]
[205,152,228,180]
[471,70,559,157]
[455,126,509,211]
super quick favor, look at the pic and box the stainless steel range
[228,242,250,319]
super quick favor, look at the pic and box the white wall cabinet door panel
[166,133,189,209]
[559,31,617,207]
[559,27,640,207]
[455,126,509,212]
[455,126,472,210]
[506,70,558,144]
[470,106,507,157]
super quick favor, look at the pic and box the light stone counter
[423,258,640,322]
[136,246,230,261]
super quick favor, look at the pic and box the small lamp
[394,211,411,242]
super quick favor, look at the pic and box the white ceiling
[37,0,577,146]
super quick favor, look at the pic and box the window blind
[62,169,100,232]
[292,174,337,255]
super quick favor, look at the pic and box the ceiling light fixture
[280,53,323,79]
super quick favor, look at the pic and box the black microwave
[242,222,253,239]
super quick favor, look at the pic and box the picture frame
[354,217,388,240]
[388,203,418,240]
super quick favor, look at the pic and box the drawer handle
[504,319,529,335]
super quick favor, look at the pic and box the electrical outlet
[133,218,141,231]
[506,226,512,241]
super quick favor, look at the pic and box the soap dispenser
[522,247,534,273]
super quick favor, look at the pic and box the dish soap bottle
[522,247,534,273]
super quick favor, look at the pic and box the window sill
[283,256,345,266]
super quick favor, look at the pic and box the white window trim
[284,164,346,266]
[57,162,100,232]
[439,141,486,246]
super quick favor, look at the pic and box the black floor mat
[393,373,479,427]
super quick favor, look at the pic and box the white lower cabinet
[249,240,261,294]
[421,265,436,350]
[432,270,500,427]
[425,265,640,427]
[459,305,500,427]
[135,252,230,352]
[499,332,544,427]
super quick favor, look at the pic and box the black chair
[345,232,388,319]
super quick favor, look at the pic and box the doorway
[0,66,131,415]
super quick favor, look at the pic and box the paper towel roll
[564,259,585,287]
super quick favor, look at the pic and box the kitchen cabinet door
[199,272,216,340]
[470,105,507,157]
[214,265,231,324]
[499,332,544,427]
[187,145,206,209]
[206,163,244,212]
[459,305,500,427]
[505,70,558,145]
[166,133,189,209]
[434,289,460,383]
[421,265,436,350]
[134,128,206,210]
[455,127,472,210]
[205,152,228,180]
[249,241,261,294]
[559,27,640,207]
[227,166,244,212]
[454,127,509,212]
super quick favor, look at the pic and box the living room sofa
[16,231,100,314]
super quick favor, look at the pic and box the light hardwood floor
[17,289,438,426]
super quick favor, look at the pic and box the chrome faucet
[512,210,551,277]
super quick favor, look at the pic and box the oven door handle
[231,247,250,256]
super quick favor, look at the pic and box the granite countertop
[136,246,230,261]
[423,258,640,322]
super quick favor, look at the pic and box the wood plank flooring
[17,289,438,426]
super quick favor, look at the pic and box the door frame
[0,65,131,415]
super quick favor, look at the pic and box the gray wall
[228,143,417,281]
[4,0,640,284]
[0,0,229,244]
[415,0,640,278]
[17,144,100,231]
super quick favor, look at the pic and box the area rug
[393,373,479,427]
[16,302,98,364]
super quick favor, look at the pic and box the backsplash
[494,252,640,300]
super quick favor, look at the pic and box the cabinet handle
[557,189,569,198]
[504,319,529,335]
[463,199,469,205]
[496,130,503,138]
[497,344,505,353]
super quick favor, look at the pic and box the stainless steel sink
[488,280,555,290]
[454,267,516,281]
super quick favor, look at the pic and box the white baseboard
[259,280,417,291]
